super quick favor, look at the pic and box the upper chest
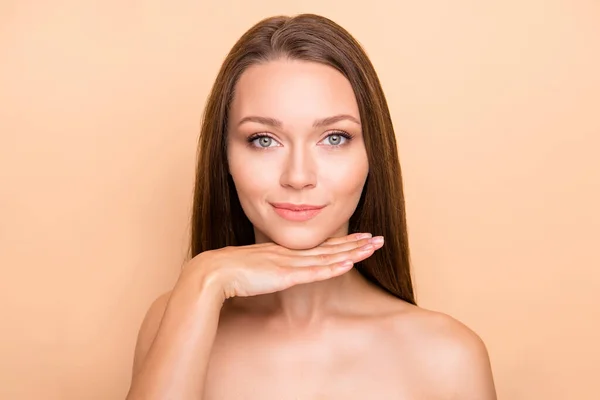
[202,316,437,400]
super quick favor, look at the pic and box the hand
[175,233,385,302]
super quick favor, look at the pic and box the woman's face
[226,59,369,250]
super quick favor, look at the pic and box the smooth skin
[127,59,496,399]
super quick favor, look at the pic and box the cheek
[319,151,369,197]
[228,147,275,205]
[228,144,369,200]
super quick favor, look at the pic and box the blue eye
[246,131,354,150]
[245,134,280,149]
[255,136,276,148]
[323,133,347,146]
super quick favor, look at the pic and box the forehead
[229,59,360,124]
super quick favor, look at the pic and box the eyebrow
[237,114,361,128]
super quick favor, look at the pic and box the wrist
[172,265,227,311]
[197,267,227,305]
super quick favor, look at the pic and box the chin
[262,227,329,250]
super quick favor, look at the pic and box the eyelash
[246,131,355,150]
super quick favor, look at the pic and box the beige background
[1,1,599,399]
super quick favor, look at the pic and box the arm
[126,233,381,399]
[126,273,224,400]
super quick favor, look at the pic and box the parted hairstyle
[189,13,416,305]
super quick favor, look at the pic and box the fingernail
[370,236,384,245]
[335,260,354,270]
[357,233,372,239]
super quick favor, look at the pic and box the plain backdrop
[1,1,599,399]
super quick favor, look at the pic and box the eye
[320,131,354,147]
[247,134,281,149]
[246,131,354,150]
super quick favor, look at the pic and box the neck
[226,227,369,327]
[228,268,365,327]
[274,267,362,323]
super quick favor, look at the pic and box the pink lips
[270,203,325,222]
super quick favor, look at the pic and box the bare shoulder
[131,291,173,376]
[385,302,497,399]
[394,303,488,355]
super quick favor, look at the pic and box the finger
[277,233,371,257]
[321,232,372,246]
[293,236,382,257]
[282,260,354,288]
[288,240,384,268]
[255,233,371,254]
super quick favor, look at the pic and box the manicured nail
[335,260,354,270]
[370,236,384,245]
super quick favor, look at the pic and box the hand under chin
[267,231,331,250]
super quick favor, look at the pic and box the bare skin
[126,59,496,398]
[127,234,496,399]
[206,273,495,399]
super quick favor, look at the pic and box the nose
[279,145,317,190]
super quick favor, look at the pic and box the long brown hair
[189,14,416,305]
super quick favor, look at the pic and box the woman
[127,13,497,399]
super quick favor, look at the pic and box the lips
[269,203,326,211]
[270,202,326,222]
